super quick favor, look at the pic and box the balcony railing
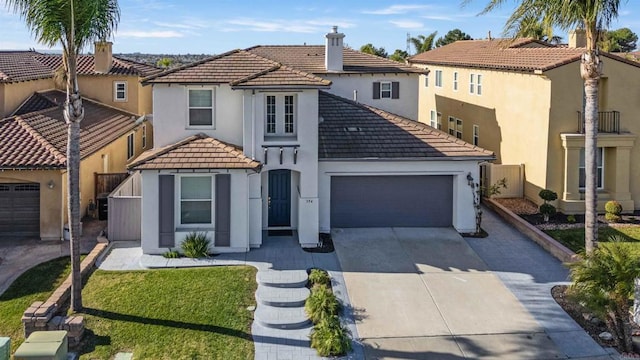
[577,110,620,134]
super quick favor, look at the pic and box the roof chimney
[325,26,345,72]
[94,41,113,74]
[569,29,586,48]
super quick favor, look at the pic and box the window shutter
[391,82,400,99]
[158,175,175,247]
[215,174,231,247]
[373,82,381,99]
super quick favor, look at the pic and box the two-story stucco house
[131,28,494,254]
[409,31,640,214]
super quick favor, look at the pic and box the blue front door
[268,170,291,227]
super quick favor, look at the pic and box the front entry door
[268,170,291,227]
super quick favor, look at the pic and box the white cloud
[389,20,424,29]
[116,30,184,38]
[223,18,355,33]
[362,4,434,15]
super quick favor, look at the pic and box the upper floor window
[188,89,214,127]
[114,81,127,102]
[429,110,442,129]
[448,116,462,139]
[435,70,443,87]
[127,133,134,160]
[473,125,479,146]
[142,124,147,149]
[453,72,458,91]
[579,147,604,189]
[470,74,482,95]
[373,81,400,99]
[265,94,296,137]
[424,74,429,87]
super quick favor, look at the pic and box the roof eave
[231,84,331,90]
[318,155,496,162]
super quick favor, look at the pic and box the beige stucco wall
[0,170,63,240]
[75,75,150,115]
[1,78,55,118]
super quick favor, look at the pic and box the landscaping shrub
[567,214,576,223]
[605,200,623,223]
[539,203,557,221]
[308,268,331,287]
[181,232,211,258]
[305,284,340,323]
[310,315,352,357]
[162,249,180,258]
[539,189,558,222]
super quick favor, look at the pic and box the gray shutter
[158,175,175,248]
[392,81,400,99]
[372,82,380,99]
[215,174,231,247]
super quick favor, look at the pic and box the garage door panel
[331,175,453,228]
[0,183,40,238]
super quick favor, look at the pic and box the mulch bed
[303,233,334,253]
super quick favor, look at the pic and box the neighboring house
[0,90,149,240]
[409,32,640,214]
[131,27,493,254]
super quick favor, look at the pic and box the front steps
[254,270,311,329]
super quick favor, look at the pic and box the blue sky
[1,0,639,54]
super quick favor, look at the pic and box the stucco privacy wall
[318,160,481,233]
[152,84,244,148]
[323,73,419,120]
[1,79,55,117]
[0,171,63,240]
[140,169,251,254]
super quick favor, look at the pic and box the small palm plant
[309,315,352,357]
[567,237,640,353]
[181,232,211,258]
[305,284,340,324]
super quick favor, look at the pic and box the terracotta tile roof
[409,39,640,72]
[0,51,53,83]
[247,45,424,74]
[144,49,330,87]
[0,90,142,169]
[12,92,58,116]
[129,133,261,171]
[318,91,494,160]
[34,54,162,77]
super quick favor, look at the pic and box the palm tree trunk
[64,46,84,312]
[581,49,601,254]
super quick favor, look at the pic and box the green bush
[162,249,180,258]
[539,189,558,202]
[181,232,211,258]
[605,201,623,223]
[310,315,352,357]
[567,215,576,223]
[305,284,340,324]
[308,269,331,287]
[539,189,558,222]
[539,203,557,218]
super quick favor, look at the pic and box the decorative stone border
[484,198,579,263]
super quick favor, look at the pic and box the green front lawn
[78,266,257,360]
[545,225,640,254]
[0,257,74,353]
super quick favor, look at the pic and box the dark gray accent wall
[158,175,175,247]
[0,183,40,239]
[215,174,231,247]
[330,175,453,228]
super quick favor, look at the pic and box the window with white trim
[429,110,442,129]
[127,133,134,160]
[473,125,479,146]
[477,74,483,95]
[424,74,429,87]
[188,89,214,127]
[453,72,458,91]
[180,176,213,225]
[114,81,127,101]
[448,116,462,139]
[435,70,443,87]
[141,124,147,149]
[579,147,604,189]
[380,81,392,98]
[469,74,476,94]
[265,94,296,137]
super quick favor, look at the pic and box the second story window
[142,124,147,149]
[127,133,134,160]
[430,110,442,129]
[448,116,463,139]
[380,81,392,98]
[188,89,214,127]
[265,94,296,138]
[114,81,127,102]
[373,81,400,99]
[473,125,479,146]
[453,72,458,91]
[435,70,443,87]
[470,74,482,95]
[424,74,429,87]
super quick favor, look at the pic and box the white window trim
[186,87,216,129]
[435,70,443,88]
[470,73,482,95]
[469,74,476,94]
[579,147,604,190]
[176,174,215,228]
[141,124,147,149]
[424,74,429,87]
[264,93,298,138]
[114,81,127,102]
[126,132,134,160]
[453,72,458,91]
[473,125,479,146]
[380,81,392,98]
[430,110,437,128]
[477,74,483,95]
[436,112,442,130]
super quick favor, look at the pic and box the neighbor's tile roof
[247,45,424,74]
[143,49,330,87]
[129,133,261,171]
[12,91,58,116]
[409,39,640,72]
[318,91,494,160]
[0,90,141,169]
[35,54,162,77]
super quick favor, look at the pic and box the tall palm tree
[410,31,438,54]
[476,0,624,253]
[6,0,119,311]
[515,14,564,44]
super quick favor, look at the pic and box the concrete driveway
[332,227,565,360]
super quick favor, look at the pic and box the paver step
[256,285,310,307]
[252,322,313,347]
[256,270,308,288]
[254,304,311,330]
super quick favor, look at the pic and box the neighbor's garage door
[331,175,452,228]
[0,183,40,238]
